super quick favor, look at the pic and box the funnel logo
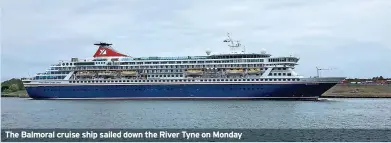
[99,49,107,55]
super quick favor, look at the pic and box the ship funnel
[92,42,128,58]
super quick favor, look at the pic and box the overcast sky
[1,0,391,81]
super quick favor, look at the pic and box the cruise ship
[22,34,345,99]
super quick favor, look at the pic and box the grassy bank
[1,90,29,98]
[322,84,391,98]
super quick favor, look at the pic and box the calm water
[1,98,391,129]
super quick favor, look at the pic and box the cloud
[1,0,391,81]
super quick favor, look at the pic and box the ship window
[200,80,203,82]
[283,73,286,76]
[260,79,263,81]
[247,79,250,81]
[256,79,259,81]
[217,79,220,81]
[297,79,300,81]
[278,79,281,81]
[69,81,71,83]
[213,79,216,81]
[251,79,255,81]
[278,73,281,76]
[274,79,277,81]
[288,73,292,76]
[273,73,277,76]
[283,79,286,81]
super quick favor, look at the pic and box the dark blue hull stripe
[25,83,337,99]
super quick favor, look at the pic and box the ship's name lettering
[38,82,61,84]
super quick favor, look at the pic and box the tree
[379,76,384,80]
[1,86,9,92]
[9,84,19,92]
[1,78,25,91]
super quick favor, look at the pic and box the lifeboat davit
[76,71,96,77]
[98,71,117,77]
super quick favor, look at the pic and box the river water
[1,98,391,129]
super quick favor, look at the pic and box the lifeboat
[247,68,261,74]
[121,70,137,76]
[185,69,203,75]
[226,69,245,75]
[98,71,116,76]
[76,71,96,77]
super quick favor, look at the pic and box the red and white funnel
[93,42,128,58]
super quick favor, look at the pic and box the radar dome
[260,48,267,54]
[206,50,212,55]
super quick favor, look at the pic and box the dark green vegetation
[1,78,29,97]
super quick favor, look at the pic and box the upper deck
[27,33,304,82]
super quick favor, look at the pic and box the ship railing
[134,56,208,61]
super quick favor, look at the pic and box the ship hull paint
[25,83,337,99]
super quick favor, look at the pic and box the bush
[9,84,19,92]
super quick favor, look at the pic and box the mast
[223,33,245,54]
[316,67,334,77]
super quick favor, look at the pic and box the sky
[1,0,391,81]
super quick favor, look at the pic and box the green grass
[323,84,391,97]
[1,90,29,97]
